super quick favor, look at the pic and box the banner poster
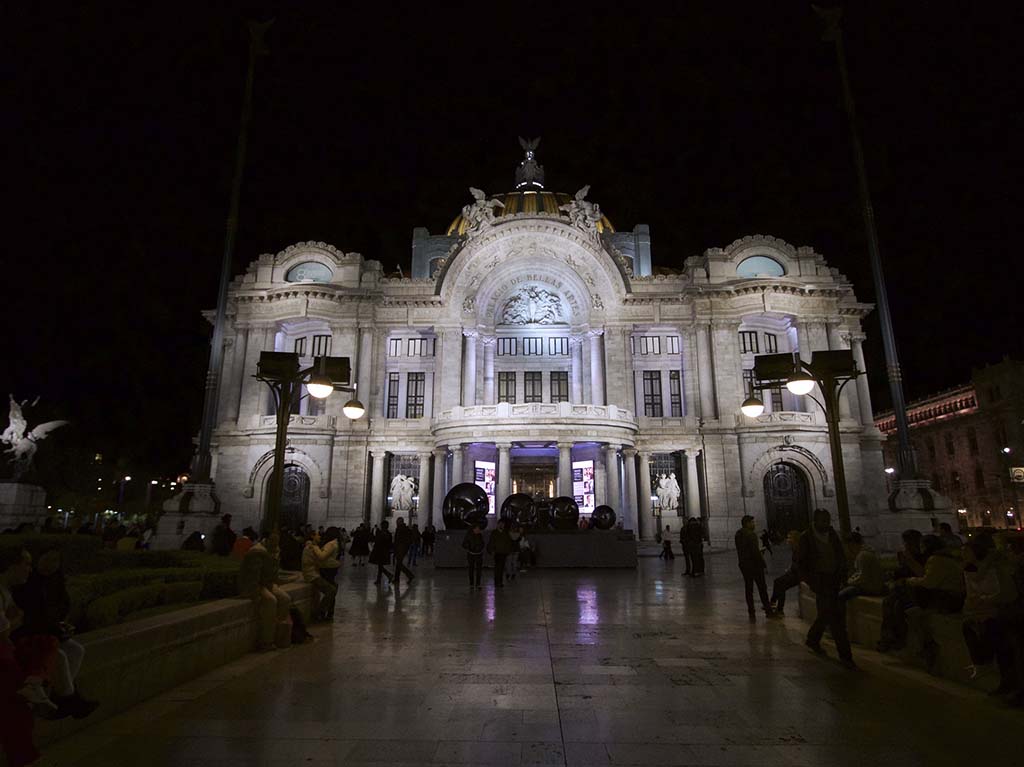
[572,459,596,515]
[474,460,496,514]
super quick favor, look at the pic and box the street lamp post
[255,352,364,553]
[743,350,860,536]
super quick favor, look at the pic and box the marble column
[710,320,742,417]
[569,336,584,404]
[604,444,621,515]
[370,450,386,525]
[496,442,512,505]
[237,325,273,422]
[482,337,496,405]
[637,451,654,540]
[222,326,248,423]
[431,448,447,527]
[589,330,605,405]
[685,449,701,518]
[850,334,874,426]
[557,442,573,497]
[622,447,639,535]
[357,327,374,414]
[462,330,478,406]
[795,320,820,414]
[438,328,463,411]
[416,452,432,523]
[695,323,716,419]
[451,443,464,487]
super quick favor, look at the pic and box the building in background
[875,357,1024,530]
[204,142,889,545]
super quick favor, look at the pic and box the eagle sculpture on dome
[515,137,545,188]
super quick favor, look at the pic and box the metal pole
[817,7,917,478]
[822,378,851,537]
[192,20,272,482]
[264,378,293,555]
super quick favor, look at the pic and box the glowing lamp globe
[740,397,765,418]
[342,399,366,419]
[786,375,815,396]
[307,374,334,399]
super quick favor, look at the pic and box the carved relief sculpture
[461,188,505,234]
[500,287,565,325]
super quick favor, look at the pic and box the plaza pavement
[39,548,1019,766]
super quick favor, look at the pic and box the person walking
[391,519,416,587]
[422,523,436,557]
[769,530,803,616]
[462,523,485,590]
[735,515,772,621]
[408,523,422,567]
[487,520,515,589]
[659,526,675,560]
[680,525,691,575]
[682,517,705,577]
[506,525,522,581]
[349,523,370,566]
[796,508,856,669]
[301,530,339,621]
[369,521,394,586]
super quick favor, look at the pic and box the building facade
[207,146,888,545]
[875,358,1023,530]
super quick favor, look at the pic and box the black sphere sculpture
[442,482,490,530]
[550,496,580,530]
[591,505,617,530]
[500,493,536,528]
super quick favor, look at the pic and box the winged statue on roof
[461,187,505,234]
[2,394,68,480]
[559,185,603,234]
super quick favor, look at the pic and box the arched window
[736,255,785,278]
[285,261,333,283]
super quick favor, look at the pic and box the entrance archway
[280,464,310,531]
[763,462,810,537]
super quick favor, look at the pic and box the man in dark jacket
[682,517,705,577]
[369,521,395,586]
[796,508,855,669]
[391,519,416,587]
[209,514,237,556]
[487,520,516,588]
[462,524,485,589]
[735,515,772,621]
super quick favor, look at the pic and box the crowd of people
[739,510,1024,701]
[461,519,534,590]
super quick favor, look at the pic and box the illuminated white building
[207,144,887,544]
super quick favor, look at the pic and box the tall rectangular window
[945,432,955,457]
[551,371,569,403]
[311,334,331,357]
[770,386,784,412]
[405,372,425,418]
[926,437,936,461]
[497,338,516,356]
[975,466,985,490]
[524,372,543,403]
[523,337,542,355]
[498,372,516,403]
[639,336,661,355]
[743,368,757,398]
[764,333,778,353]
[388,338,401,357]
[408,338,431,356]
[739,331,759,354]
[548,337,569,355]
[293,337,308,356]
[967,428,979,455]
[666,336,680,354]
[669,370,682,417]
[643,371,663,417]
[386,372,400,418]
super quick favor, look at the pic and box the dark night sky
[7,2,1020,477]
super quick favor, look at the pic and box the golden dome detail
[446,190,614,237]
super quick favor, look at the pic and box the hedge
[0,534,103,574]
[85,580,204,630]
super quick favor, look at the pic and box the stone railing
[434,401,636,425]
[258,413,337,429]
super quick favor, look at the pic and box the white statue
[389,474,416,511]
[665,472,681,511]
[2,394,68,480]
[559,185,603,233]
[461,187,505,233]
[655,473,668,508]
[500,286,565,325]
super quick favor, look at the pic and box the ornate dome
[446,189,615,236]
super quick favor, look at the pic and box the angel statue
[461,187,505,233]
[389,474,416,511]
[2,394,68,480]
[559,185,603,234]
